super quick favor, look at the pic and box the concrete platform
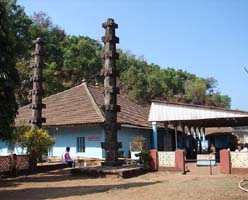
[71,165,144,178]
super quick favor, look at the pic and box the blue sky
[18,0,248,110]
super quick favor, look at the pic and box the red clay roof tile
[15,83,151,129]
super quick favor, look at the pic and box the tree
[10,6,232,109]
[120,56,149,104]
[31,11,53,30]
[184,79,207,105]
[207,93,231,109]
[146,66,163,100]
[0,0,20,141]
[7,1,33,107]
[205,77,218,95]
[63,36,102,85]
[18,128,55,171]
[16,12,67,103]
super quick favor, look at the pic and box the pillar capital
[152,121,157,125]
[102,18,118,29]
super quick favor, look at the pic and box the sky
[18,0,248,111]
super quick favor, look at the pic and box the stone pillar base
[149,149,158,171]
[101,160,124,167]
[175,150,185,173]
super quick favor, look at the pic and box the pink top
[64,152,71,161]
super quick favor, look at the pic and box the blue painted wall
[117,127,152,158]
[0,125,152,158]
[48,126,104,159]
[49,126,152,159]
[0,140,26,156]
[0,140,8,155]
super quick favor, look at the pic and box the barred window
[77,137,85,152]
[8,144,15,154]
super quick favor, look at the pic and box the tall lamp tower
[101,19,122,166]
[29,38,46,128]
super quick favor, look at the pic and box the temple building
[1,85,248,160]
[0,83,152,158]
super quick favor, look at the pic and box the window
[7,143,15,154]
[48,146,53,156]
[77,137,85,152]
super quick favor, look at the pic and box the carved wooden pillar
[29,38,46,129]
[101,18,122,166]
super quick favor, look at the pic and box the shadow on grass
[0,181,162,200]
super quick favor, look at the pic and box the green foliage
[136,150,150,170]
[4,3,231,112]
[15,11,103,103]
[184,78,207,104]
[207,93,231,109]
[8,125,29,147]
[31,11,53,29]
[63,36,102,85]
[18,128,55,161]
[0,0,21,140]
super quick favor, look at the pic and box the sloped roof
[15,83,151,129]
[87,85,150,128]
[149,101,248,127]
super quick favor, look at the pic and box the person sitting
[210,143,216,154]
[62,147,75,167]
[235,145,242,152]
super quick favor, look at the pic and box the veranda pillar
[152,122,158,150]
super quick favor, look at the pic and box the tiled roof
[15,83,151,129]
[88,85,151,128]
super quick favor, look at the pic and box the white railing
[231,152,248,168]
[158,151,175,167]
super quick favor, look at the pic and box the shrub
[136,150,150,170]
[18,128,55,171]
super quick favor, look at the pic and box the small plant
[136,150,150,170]
[18,128,55,171]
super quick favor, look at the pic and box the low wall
[220,149,248,174]
[231,152,248,174]
[0,156,11,173]
[17,155,29,170]
[158,151,176,171]
[0,154,29,174]
[150,150,185,173]
[231,152,248,168]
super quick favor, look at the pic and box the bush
[136,150,150,170]
[18,128,55,171]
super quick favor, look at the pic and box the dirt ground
[0,163,248,200]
